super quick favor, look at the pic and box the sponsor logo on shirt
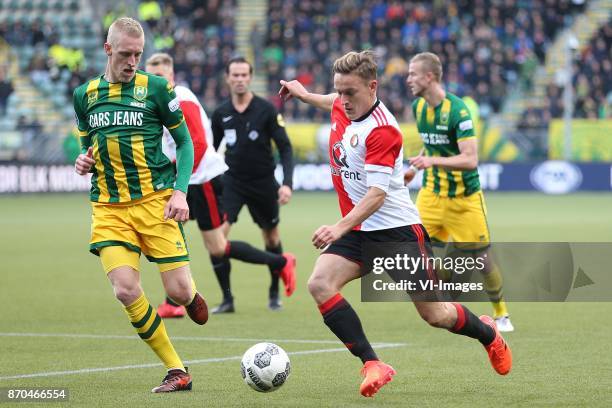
[459,120,473,131]
[330,141,362,180]
[331,141,349,168]
[224,129,237,146]
[420,133,450,145]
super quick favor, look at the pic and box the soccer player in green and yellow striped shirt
[73,17,207,392]
[404,52,514,332]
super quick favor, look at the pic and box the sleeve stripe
[78,130,88,136]
[167,118,185,130]
[457,136,477,141]
[364,163,393,174]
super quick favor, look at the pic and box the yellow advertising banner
[549,119,612,161]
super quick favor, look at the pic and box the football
[240,342,291,392]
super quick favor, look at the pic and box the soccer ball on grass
[240,342,291,392]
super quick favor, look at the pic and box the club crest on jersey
[331,141,349,168]
[248,130,259,141]
[134,85,148,101]
[440,111,449,125]
[350,134,358,147]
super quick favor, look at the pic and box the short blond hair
[332,50,377,81]
[107,17,144,47]
[410,52,443,82]
[146,52,174,68]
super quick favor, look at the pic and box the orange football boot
[359,360,396,397]
[280,253,297,297]
[480,315,512,375]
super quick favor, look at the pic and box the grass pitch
[1,192,611,407]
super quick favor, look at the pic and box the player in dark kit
[210,57,296,312]
[279,50,512,398]
[145,53,296,318]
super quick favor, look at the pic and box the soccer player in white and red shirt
[146,54,295,318]
[279,51,511,398]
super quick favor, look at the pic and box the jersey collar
[352,99,380,123]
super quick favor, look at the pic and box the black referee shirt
[211,94,293,188]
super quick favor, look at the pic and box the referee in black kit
[211,56,295,312]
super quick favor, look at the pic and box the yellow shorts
[90,189,189,267]
[415,188,490,249]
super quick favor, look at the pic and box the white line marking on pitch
[0,343,406,380]
[0,332,348,345]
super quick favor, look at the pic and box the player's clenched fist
[75,146,95,175]
[312,224,343,250]
[164,190,190,222]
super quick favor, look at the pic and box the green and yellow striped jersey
[73,70,184,203]
[412,92,480,197]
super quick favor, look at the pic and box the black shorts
[187,175,225,231]
[323,224,437,283]
[222,174,280,230]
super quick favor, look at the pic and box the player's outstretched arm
[279,80,336,112]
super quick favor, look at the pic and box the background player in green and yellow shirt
[73,17,208,392]
[404,52,513,332]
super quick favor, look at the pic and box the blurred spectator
[546,19,611,119]
[139,1,163,30]
[132,0,237,110]
[0,68,14,117]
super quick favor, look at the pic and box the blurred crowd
[263,0,587,121]
[0,0,608,132]
[129,0,238,111]
[548,19,611,119]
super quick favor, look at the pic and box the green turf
[1,192,611,407]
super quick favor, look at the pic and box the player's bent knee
[111,281,142,306]
[207,244,226,258]
[307,274,333,301]
[165,279,192,305]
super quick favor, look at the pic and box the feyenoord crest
[440,111,449,125]
[350,134,358,147]
[134,85,148,101]
[87,91,98,105]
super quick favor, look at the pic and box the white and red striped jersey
[329,98,420,231]
[162,85,228,184]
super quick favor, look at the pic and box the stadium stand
[545,18,611,119]
[0,0,608,163]
[136,0,238,111]
[264,0,588,121]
